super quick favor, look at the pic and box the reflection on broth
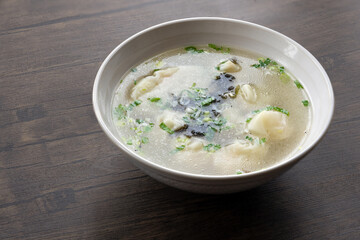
[112,44,311,175]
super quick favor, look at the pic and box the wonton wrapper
[186,138,206,151]
[248,111,291,140]
[212,140,268,174]
[158,110,186,131]
[219,60,241,73]
[131,67,178,100]
[240,84,257,103]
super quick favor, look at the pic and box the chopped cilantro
[136,119,144,124]
[245,136,253,141]
[208,44,230,53]
[205,127,216,141]
[131,68,137,72]
[159,122,174,134]
[265,106,289,116]
[251,58,290,81]
[259,138,267,144]
[176,145,185,151]
[246,117,252,123]
[141,137,149,144]
[203,143,221,152]
[236,170,243,175]
[153,69,160,73]
[185,46,204,53]
[134,100,142,106]
[201,97,216,106]
[143,125,153,133]
[182,116,190,123]
[114,104,127,120]
[126,139,133,145]
[252,106,289,116]
[148,97,161,102]
[302,100,309,106]
[213,117,227,126]
[294,80,304,89]
[134,80,137,85]
[279,66,285,73]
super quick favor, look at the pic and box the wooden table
[1,0,359,239]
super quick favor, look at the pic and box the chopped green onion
[203,143,221,152]
[182,116,190,123]
[134,100,142,106]
[302,100,309,106]
[201,97,215,106]
[185,46,204,53]
[294,80,304,89]
[148,97,161,102]
[208,44,230,53]
[141,137,149,144]
[176,145,185,151]
[265,106,289,116]
[144,125,152,133]
[135,119,144,124]
[114,104,127,120]
[252,106,289,116]
[245,136,253,141]
[159,122,174,134]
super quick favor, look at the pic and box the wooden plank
[0,0,359,239]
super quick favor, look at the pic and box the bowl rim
[92,17,335,181]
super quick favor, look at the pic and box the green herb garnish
[182,116,190,123]
[245,136,253,141]
[134,100,142,106]
[141,137,149,144]
[136,119,144,124]
[201,97,216,106]
[114,104,127,120]
[176,145,185,151]
[213,117,227,126]
[302,100,309,106]
[265,106,289,116]
[143,125,153,133]
[203,143,221,152]
[159,122,174,134]
[134,80,137,85]
[208,44,230,53]
[148,97,161,102]
[185,46,204,53]
[294,80,304,89]
[251,58,291,81]
[153,69,160,73]
[126,139,133,145]
[131,68,137,72]
[236,170,243,175]
[251,58,274,68]
[259,138,267,144]
[252,106,289,116]
[246,117,252,123]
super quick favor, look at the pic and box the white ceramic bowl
[93,17,334,194]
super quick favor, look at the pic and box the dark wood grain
[0,0,359,239]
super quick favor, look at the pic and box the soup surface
[112,45,311,175]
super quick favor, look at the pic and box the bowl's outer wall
[93,18,334,193]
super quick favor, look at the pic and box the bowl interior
[93,18,334,177]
